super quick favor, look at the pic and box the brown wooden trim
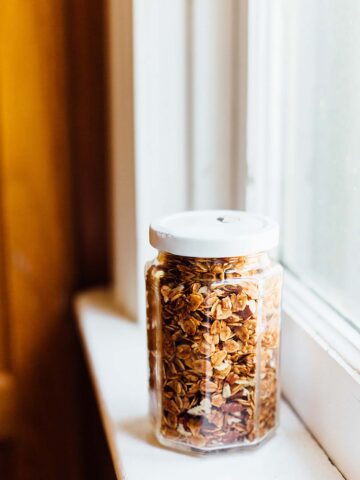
[0,1,84,477]
[65,0,111,289]
[0,372,17,439]
[0,438,14,480]
[0,0,112,477]
[0,33,10,371]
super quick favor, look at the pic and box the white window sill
[75,289,343,480]
[281,271,360,480]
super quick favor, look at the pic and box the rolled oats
[146,252,282,451]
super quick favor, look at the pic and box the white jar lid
[149,210,279,258]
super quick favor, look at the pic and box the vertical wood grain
[0,34,10,372]
[0,1,83,477]
[0,439,14,480]
[66,1,115,478]
[66,0,110,289]
[0,373,17,439]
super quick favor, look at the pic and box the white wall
[109,0,249,321]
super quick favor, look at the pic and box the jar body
[146,252,282,452]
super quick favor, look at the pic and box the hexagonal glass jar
[146,211,283,453]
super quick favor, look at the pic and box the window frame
[108,1,360,476]
[245,2,360,478]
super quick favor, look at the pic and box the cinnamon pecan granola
[146,253,281,449]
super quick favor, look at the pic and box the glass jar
[146,210,282,453]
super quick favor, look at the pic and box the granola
[146,252,282,450]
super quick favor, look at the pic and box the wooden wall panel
[65,1,115,478]
[66,0,110,288]
[0,1,112,478]
[0,440,14,480]
[0,1,83,478]
[0,181,10,370]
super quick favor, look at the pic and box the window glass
[281,0,360,328]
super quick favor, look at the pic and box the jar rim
[149,210,279,258]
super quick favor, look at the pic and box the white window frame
[108,1,360,478]
[245,2,360,479]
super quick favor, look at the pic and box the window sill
[75,288,343,480]
[281,271,360,480]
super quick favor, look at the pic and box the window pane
[280,0,360,328]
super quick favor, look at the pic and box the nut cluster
[146,253,281,449]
